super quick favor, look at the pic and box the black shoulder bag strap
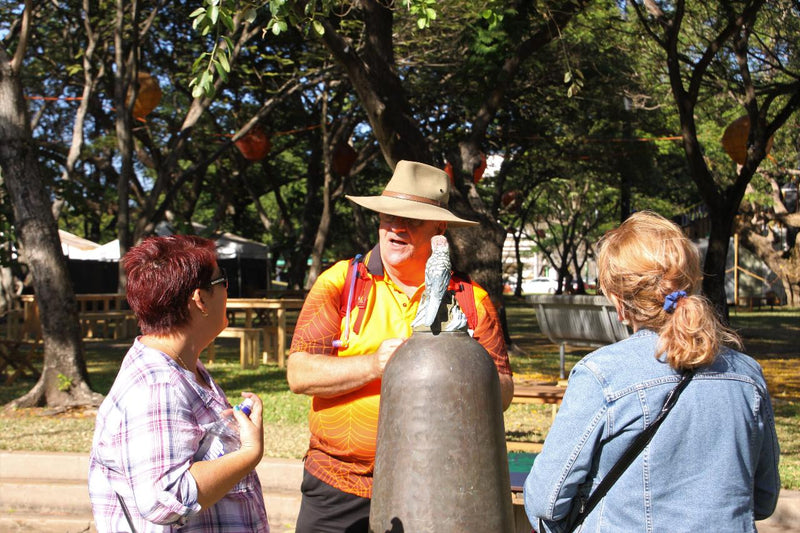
[116,491,138,533]
[562,370,695,533]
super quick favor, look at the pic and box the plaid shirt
[89,338,269,532]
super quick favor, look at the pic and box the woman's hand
[233,392,263,467]
[189,392,264,508]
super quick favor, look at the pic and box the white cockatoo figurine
[411,235,467,332]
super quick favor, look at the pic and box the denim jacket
[523,329,780,533]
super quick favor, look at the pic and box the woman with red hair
[89,235,268,532]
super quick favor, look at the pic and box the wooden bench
[513,383,566,405]
[527,294,630,379]
[508,382,567,445]
[80,311,138,339]
[205,327,262,369]
[0,338,42,385]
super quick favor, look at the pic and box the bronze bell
[369,330,514,532]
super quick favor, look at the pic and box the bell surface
[369,330,513,533]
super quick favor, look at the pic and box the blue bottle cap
[238,398,253,417]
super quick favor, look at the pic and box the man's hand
[374,338,406,376]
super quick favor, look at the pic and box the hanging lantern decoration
[444,161,454,184]
[235,125,271,161]
[130,72,162,119]
[721,115,773,166]
[501,190,522,212]
[332,142,357,176]
[473,152,487,183]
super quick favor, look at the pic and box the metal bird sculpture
[411,235,466,332]
[411,235,451,329]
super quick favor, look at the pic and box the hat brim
[346,195,479,228]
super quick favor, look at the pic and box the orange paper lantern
[332,143,357,176]
[501,190,522,212]
[235,126,271,161]
[473,152,487,183]
[444,162,454,184]
[721,115,773,165]
[130,72,161,119]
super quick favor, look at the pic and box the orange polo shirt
[289,246,511,498]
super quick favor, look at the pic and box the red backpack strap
[335,253,373,348]
[451,277,478,331]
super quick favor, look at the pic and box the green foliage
[408,0,438,30]
[563,68,584,98]
[189,0,258,98]
[57,373,73,392]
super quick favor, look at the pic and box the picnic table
[17,294,136,341]
[205,298,304,368]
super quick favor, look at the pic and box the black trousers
[294,469,371,533]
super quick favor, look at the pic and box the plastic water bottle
[193,398,253,461]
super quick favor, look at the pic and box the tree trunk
[702,209,736,320]
[0,48,102,409]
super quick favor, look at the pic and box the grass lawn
[1,299,797,489]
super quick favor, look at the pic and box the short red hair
[123,235,217,334]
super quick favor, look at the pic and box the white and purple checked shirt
[89,338,269,532]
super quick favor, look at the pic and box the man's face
[378,214,446,275]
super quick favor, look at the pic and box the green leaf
[192,52,209,71]
[417,18,427,29]
[218,51,230,72]
[209,5,219,24]
[215,61,229,82]
[564,71,572,84]
[244,8,258,23]
[189,7,206,18]
[222,12,235,33]
[312,20,325,36]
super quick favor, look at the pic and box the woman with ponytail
[523,211,779,532]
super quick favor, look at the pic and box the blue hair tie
[663,290,687,313]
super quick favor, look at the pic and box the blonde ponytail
[597,211,741,371]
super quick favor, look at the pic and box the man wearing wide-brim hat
[286,160,514,533]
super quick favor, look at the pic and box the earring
[201,310,208,317]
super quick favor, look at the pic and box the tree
[737,166,800,305]
[0,2,102,409]
[631,0,800,316]
[530,177,617,292]
[194,0,592,301]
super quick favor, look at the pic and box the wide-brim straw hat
[345,160,479,227]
